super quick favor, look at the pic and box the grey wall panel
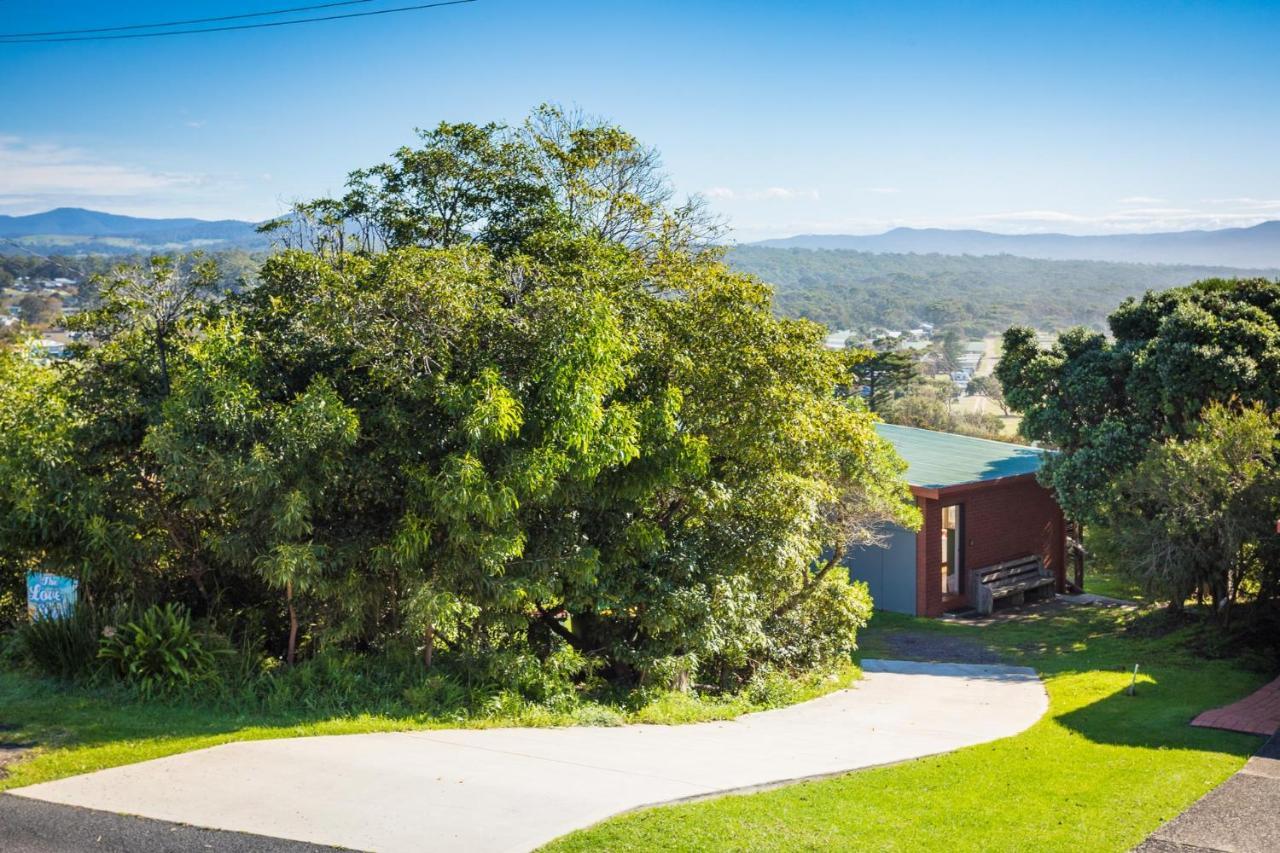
[845,524,918,615]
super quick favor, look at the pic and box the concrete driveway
[10,659,1046,852]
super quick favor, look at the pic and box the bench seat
[970,555,1055,615]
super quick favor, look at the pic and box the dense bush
[0,108,918,696]
[98,604,220,698]
[999,278,1280,623]
[727,246,1277,336]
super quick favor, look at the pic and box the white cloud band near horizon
[2,133,1278,241]
[718,199,1280,242]
[0,135,255,220]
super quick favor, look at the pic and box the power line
[0,0,477,44]
[0,1,377,39]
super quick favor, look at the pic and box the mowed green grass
[545,606,1267,853]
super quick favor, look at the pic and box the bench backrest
[975,556,1047,586]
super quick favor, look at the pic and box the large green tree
[998,278,1280,616]
[997,278,1280,523]
[1097,404,1280,623]
[1,109,916,692]
[844,337,918,413]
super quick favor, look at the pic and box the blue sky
[2,0,1278,239]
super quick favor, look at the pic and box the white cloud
[0,135,253,218]
[1201,196,1280,209]
[957,202,1280,234]
[1117,195,1166,205]
[0,137,198,198]
[184,120,207,129]
[725,197,1280,242]
[863,187,900,194]
[702,186,820,202]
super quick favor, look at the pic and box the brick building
[846,424,1066,617]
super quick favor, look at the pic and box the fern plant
[98,603,219,698]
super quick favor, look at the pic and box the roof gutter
[907,471,1041,501]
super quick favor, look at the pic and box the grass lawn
[545,604,1269,853]
[0,660,857,792]
[1084,560,1146,602]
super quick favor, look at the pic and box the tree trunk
[1071,521,1085,591]
[286,581,298,666]
[155,329,171,397]
[770,547,844,621]
[536,607,588,652]
[423,623,435,669]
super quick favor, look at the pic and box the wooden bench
[971,555,1055,615]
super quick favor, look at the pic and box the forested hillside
[727,246,1280,334]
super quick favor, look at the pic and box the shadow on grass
[865,601,1269,757]
[1056,677,1262,756]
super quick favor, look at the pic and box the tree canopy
[1,108,916,693]
[997,278,1280,523]
[997,278,1280,618]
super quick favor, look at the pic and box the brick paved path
[1192,675,1280,736]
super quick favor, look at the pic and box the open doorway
[940,504,963,597]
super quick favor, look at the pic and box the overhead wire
[0,0,477,44]
[0,1,378,38]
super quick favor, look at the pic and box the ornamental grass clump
[17,603,100,680]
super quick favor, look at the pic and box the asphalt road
[0,795,350,853]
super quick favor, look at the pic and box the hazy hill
[726,246,1280,334]
[0,208,270,254]
[6,210,1278,335]
[753,221,1280,269]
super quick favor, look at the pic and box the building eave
[907,471,1041,501]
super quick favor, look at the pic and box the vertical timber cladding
[844,524,919,615]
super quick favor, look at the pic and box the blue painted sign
[26,572,79,620]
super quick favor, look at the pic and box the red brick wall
[917,476,1065,617]
[915,496,936,617]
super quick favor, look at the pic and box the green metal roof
[875,423,1046,489]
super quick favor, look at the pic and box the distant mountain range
[4,208,1280,269]
[752,221,1280,269]
[0,208,270,255]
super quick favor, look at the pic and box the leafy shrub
[98,603,220,698]
[766,573,873,673]
[402,672,468,716]
[17,603,101,680]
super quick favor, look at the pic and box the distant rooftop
[876,423,1046,489]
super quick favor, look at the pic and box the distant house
[29,338,68,360]
[823,329,857,350]
[845,424,1066,616]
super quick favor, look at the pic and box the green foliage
[727,246,1280,336]
[843,340,918,412]
[998,277,1280,522]
[98,604,220,698]
[1097,404,1280,619]
[965,374,1008,415]
[999,278,1280,621]
[882,376,1011,441]
[16,605,100,680]
[0,108,917,699]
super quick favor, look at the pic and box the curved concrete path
[11,660,1046,853]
